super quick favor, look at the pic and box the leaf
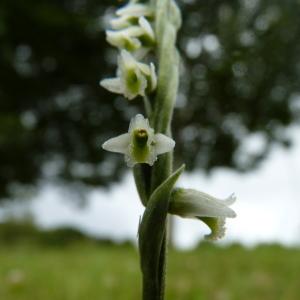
[133,164,152,206]
[138,164,185,299]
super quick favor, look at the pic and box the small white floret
[100,51,157,100]
[169,188,237,240]
[102,114,175,167]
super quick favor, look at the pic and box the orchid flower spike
[169,188,237,240]
[102,114,175,167]
[100,50,157,100]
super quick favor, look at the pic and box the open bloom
[100,50,157,100]
[169,188,237,240]
[102,114,175,167]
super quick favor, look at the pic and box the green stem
[138,1,182,300]
[139,166,185,300]
[143,278,159,300]
[143,94,153,119]
[158,230,167,300]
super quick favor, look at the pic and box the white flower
[110,15,136,31]
[111,4,154,30]
[100,50,157,100]
[102,114,175,167]
[106,17,155,51]
[169,188,237,240]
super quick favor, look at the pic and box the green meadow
[0,241,300,300]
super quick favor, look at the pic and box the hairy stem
[139,1,182,299]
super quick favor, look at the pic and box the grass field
[0,241,300,300]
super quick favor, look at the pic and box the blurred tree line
[0,0,300,200]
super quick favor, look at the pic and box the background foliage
[1,0,300,200]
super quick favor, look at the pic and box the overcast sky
[1,127,300,249]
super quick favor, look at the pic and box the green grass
[0,242,300,300]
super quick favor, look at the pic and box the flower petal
[110,15,133,30]
[119,49,138,68]
[100,78,123,94]
[190,191,236,218]
[198,217,226,240]
[125,154,136,167]
[102,133,130,154]
[154,133,175,155]
[137,62,151,76]
[133,48,151,60]
[106,30,141,51]
[128,114,153,136]
[149,62,157,91]
[116,4,153,18]
[144,149,157,166]
[223,193,236,206]
[138,17,155,40]
[169,188,236,219]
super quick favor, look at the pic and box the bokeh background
[1,0,300,299]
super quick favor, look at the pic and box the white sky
[1,127,300,249]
